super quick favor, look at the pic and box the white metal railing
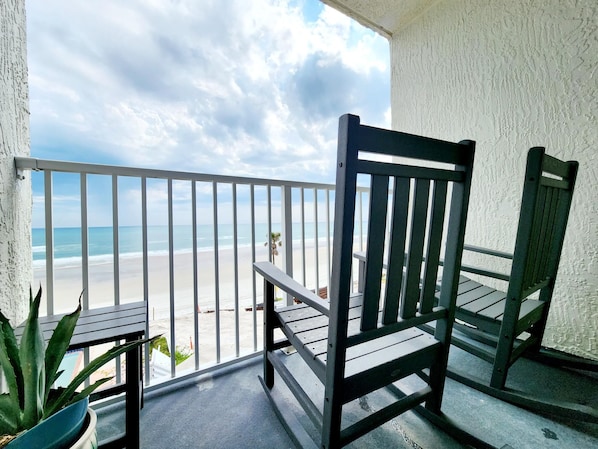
[15,157,368,389]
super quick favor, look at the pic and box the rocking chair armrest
[253,261,330,316]
[461,244,512,282]
[459,263,511,282]
[355,247,512,283]
[463,244,513,260]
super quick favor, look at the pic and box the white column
[0,0,31,324]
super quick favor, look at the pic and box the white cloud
[27,0,390,188]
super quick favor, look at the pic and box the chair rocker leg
[424,357,445,414]
[263,278,276,389]
[528,347,598,372]
[414,405,499,449]
[258,376,319,449]
[489,365,508,390]
[264,351,275,388]
[446,366,598,423]
[385,384,498,449]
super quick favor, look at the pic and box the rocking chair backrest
[329,114,475,348]
[508,147,579,299]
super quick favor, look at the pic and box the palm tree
[264,231,282,264]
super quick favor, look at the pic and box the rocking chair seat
[275,298,441,401]
[455,275,546,336]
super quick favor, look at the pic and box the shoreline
[33,242,333,318]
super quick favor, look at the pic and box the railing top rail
[15,157,342,191]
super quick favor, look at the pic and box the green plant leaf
[19,287,45,429]
[0,312,23,413]
[0,339,20,434]
[65,377,112,408]
[0,394,19,436]
[51,369,65,385]
[44,337,155,418]
[44,298,81,404]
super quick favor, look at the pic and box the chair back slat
[420,180,448,314]
[400,179,430,320]
[535,187,559,281]
[545,187,574,277]
[361,175,390,330]
[523,186,548,287]
[381,177,410,324]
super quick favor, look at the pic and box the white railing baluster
[250,185,258,351]
[282,186,293,306]
[44,170,54,315]
[192,181,200,371]
[300,188,306,286]
[111,174,122,384]
[232,183,240,357]
[112,175,120,305]
[212,181,221,363]
[80,173,91,388]
[167,179,176,376]
[326,189,332,288]
[80,173,89,310]
[314,188,319,294]
[142,177,150,384]
[267,185,272,264]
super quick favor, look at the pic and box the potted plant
[0,287,154,449]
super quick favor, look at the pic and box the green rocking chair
[445,148,598,421]
[254,114,476,448]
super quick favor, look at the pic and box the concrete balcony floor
[95,345,598,449]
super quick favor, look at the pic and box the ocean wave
[32,244,263,269]
[31,227,343,270]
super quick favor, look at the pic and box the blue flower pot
[7,397,90,449]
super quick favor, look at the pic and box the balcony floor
[95,345,598,448]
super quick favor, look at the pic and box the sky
[26,0,390,228]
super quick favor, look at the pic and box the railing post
[281,186,294,306]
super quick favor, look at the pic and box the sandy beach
[34,243,333,313]
[33,242,335,379]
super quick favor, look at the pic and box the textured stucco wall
[390,0,597,359]
[0,0,31,324]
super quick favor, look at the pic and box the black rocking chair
[254,114,476,448]
[444,148,598,422]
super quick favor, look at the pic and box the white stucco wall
[390,0,597,359]
[0,0,31,324]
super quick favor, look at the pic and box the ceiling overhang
[321,0,442,38]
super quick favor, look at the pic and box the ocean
[32,222,336,267]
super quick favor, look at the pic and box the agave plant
[0,287,153,444]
